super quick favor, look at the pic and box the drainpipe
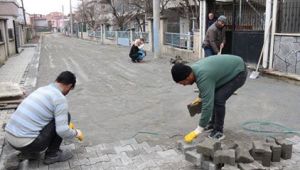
[263,0,272,68]
[199,0,206,58]
[269,0,278,69]
[13,21,19,54]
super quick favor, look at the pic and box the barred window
[8,29,14,39]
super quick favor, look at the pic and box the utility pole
[70,0,73,36]
[62,5,65,33]
[153,0,160,58]
[20,0,27,26]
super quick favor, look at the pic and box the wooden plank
[0,104,18,110]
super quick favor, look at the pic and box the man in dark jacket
[171,55,247,142]
[129,38,145,63]
[202,15,227,57]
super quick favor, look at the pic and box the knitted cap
[217,15,227,24]
[171,63,192,82]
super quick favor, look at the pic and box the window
[8,29,14,39]
[0,30,3,42]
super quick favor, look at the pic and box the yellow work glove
[191,97,201,105]
[184,131,199,143]
[69,122,75,129]
[75,129,84,141]
[184,126,204,143]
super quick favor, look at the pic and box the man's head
[171,63,195,86]
[216,15,227,28]
[55,71,76,95]
[208,13,214,20]
[139,38,145,44]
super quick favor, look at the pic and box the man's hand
[184,126,204,143]
[75,129,84,141]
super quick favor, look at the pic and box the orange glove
[184,131,199,143]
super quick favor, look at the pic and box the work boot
[43,149,73,165]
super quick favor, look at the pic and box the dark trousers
[210,69,247,132]
[204,47,216,57]
[14,114,71,156]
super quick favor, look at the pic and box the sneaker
[203,124,214,132]
[208,130,225,141]
[43,150,73,165]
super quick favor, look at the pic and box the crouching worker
[171,55,247,142]
[5,71,83,165]
[129,38,146,63]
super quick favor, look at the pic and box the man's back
[5,84,67,138]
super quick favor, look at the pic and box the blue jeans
[204,47,216,57]
[136,50,145,61]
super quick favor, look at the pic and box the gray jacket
[203,23,226,54]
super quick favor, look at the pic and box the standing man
[206,12,216,30]
[5,71,83,165]
[202,15,227,57]
[171,55,247,142]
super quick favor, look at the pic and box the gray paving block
[275,138,293,159]
[236,147,254,163]
[177,139,198,153]
[197,138,221,158]
[221,164,240,170]
[214,149,236,166]
[251,141,272,167]
[157,149,179,158]
[222,141,239,150]
[266,141,282,162]
[238,161,266,170]
[185,149,202,166]
[114,145,134,154]
[48,161,70,170]
[201,160,216,170]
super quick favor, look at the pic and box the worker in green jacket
[171,54,247,142]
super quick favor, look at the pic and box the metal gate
[117,31,130,46]
[213,0,266,63]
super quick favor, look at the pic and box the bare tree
[75,0,98,29]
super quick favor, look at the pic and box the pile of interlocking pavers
[0,82,24,110]
[177,136,293,170]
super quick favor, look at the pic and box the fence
[105,31,116,39]
[164,32,193,50]
[277,0,300,33]
[133,32,149,43]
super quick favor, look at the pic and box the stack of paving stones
[180,137,296,170]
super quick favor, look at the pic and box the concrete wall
[0,1,19,17]
[273,35,300,75]
[0,43,5,64]
[8,39,15,55]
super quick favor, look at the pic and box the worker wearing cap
[202,15,227,57]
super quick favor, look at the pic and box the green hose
[242,120,300,134]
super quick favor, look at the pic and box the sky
[22,0,80,15]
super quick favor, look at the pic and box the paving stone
[131,142,151,151]
[266,141,282,162]
[48,161,70,170]
[251,141,272,167]
[214,149,236,166]
[136,160,157,169]
[221,164,240,170]
[78,150,98,159]
[89,162,104,170]
[114,145,134,154]
[126,148,146,157]
[149,145,163,153]
[222,141,239,150]
[177,139,198,153]
[201,160,216,170]
[197,138,221,158]
[238,161,266,170]
[275,138,293,160]
[97,148,117,155]
[69,158,90,168]
[236,147,254,163]
[89,154,110,164]
[157,149,179,158]
[119,152,132,165]
[184,149,202,166]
